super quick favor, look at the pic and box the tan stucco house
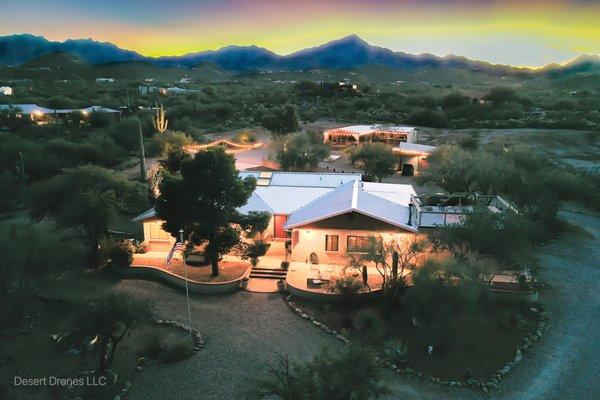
[132,171,515,267]
[132,172,422,264]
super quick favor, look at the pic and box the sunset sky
[2,0,599,67]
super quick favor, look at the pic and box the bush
[234,130,256,144]
[100,239,134,269]
[146,131,194,157]
[158,340,194,363]
[382,338,409,365]
[145,334,194,363]
[501,310,526,331]
[353,310,384,342]
[330,276,363,299]
[406,108,449,128]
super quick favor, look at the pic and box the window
[347,236,370,253]
[325,235,339,252]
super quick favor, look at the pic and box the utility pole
[180,229,193,344]
[137,118,146,182]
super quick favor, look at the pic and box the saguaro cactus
[153,102,168,133]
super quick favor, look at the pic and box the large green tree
[156,148,270,276]
[260,104,299,137]
[27,165,144,266]
[273,133,330,171]
[349,143,396,182]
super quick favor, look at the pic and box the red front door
[273,215,288,239]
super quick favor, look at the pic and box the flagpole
[179,229,193,344]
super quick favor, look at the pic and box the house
[392,142,436,176]
[133,172,420,265]
[0,104,121,125]
[0,86,13,96]
[0,103,56,124]
[324,125,418,146]
[179,77,192,84]
[96,78,115,83]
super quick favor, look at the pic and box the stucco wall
[142,216,276,243]
[290,227,416,265]
[142,220,176,244]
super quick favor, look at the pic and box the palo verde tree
[77,293,152,372]
[156,147,270,276]
[349,143,396,182]
[27,165,144,267]
[355,235,428,311]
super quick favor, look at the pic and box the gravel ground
[120,210,599,400]
[120,285,342,400]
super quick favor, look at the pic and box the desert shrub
[99,239,134,269]
[234,130,257,144]
[158,340,194,363]
[248,346,387,400]
[240,240,270,267]
[501,310,526,331]
[109,117,140,151]
[380,277,408,313]
[88,112,112,128]
[382,337,409,365]
[353,310,384,342]
[145,130,194,157]
[145,333,193,363]
[406,108,449,128]
[330,276,363,301]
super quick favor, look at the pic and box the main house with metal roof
[133,171,421,265]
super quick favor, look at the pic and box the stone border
[284,294,351,345]
[115,264,250,294]
[284,294,550,393]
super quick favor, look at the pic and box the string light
[184,139,263,154]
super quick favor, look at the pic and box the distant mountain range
[1,33,599,75]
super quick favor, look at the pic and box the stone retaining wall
[116,265,250,294]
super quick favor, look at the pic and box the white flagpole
[179,229,193,344]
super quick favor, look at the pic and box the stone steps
[249,267,287,280]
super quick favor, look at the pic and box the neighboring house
[323,125,434,176]
[392,142,436,176]
[179,77,193,84]
[324,125,418,146]
[0,103,56,124]
[0,103,120,125]
[96,78,115,83]
[0,86,13,96]
[139,85,200,96]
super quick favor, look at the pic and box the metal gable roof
[284,181,417,232]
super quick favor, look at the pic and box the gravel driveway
[121,210,599,400]
[119,286,342,400]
